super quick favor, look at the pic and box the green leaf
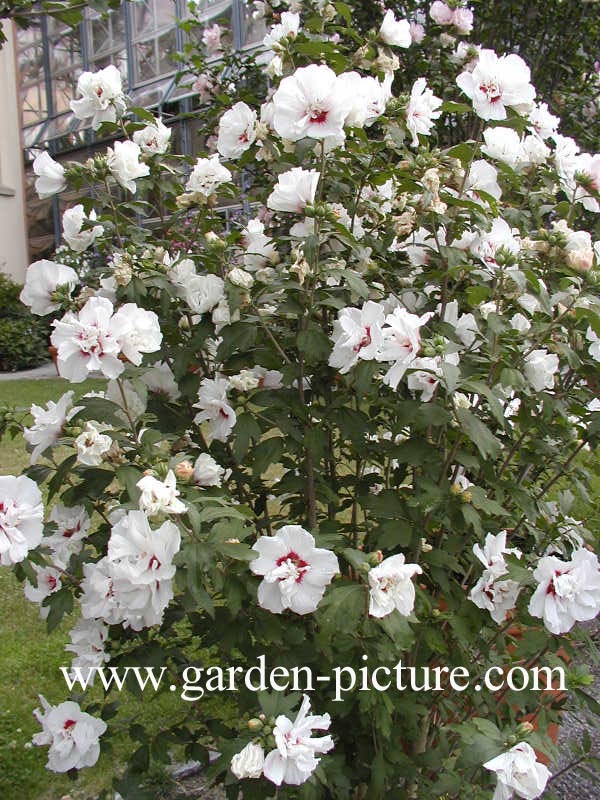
[344,271,370,299]
[253,436,285,476]
[70,397,126,428]
[377,613,415,650]
[441,101,472,115]
[47,454,77,501]
[455,408,502,460]
[116,465,143,504]
[317,582,366,633]
[297,326,331,364]
[197,505,247,524]
[342,548,370,570]
[217,321,257,361]
[232,412,261,462]
[44,588,73,633]
[214,541,255,561]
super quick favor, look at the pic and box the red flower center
[354,326,372,352]
[310,109,328,125]
[276,550,309,583]
[62,523,80,539]
[479,82,502,103]
[149,555,162,571]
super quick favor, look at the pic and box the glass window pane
[131,0,178,85]
[18,21,48,126]
[242,1,266,46]
[157,28,177,75]
[48,25,83,117]
[133,1,156,38]
[86,7,126,73]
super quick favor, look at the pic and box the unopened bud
[174,460,194,480]
[369,550,384,566]
[248,718,263,732]
[517,721,534,736]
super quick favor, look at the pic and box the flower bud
[516,721,534,736]
[174,460,194,480]
[248,718,263,732]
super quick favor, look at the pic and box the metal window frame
[21,0,255,252]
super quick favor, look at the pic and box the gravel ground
[545,622,600,800]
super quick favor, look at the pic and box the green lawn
[0,378,182,800]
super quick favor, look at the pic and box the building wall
[0,21,29,283]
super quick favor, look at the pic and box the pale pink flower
[20,259,78,316]
[106,140,150,194]
[33,151,66,198]
[132,117,171,154]
[429,1,454,25]
[405,77,443,147]
[62,205,104,252]
[328,301,386,374]
[250,525,339,615]
[452,7,473,34]
[271,65,348,142]
[528,549,600,634]
[379,10,412,48]
[136,470,187,516]
[267,167,319,213]
[231,742,265,779]
[456,48,535,120]
[32,697,107,772]
[51,297,122,382]
[379,307,432,389]
[70,64,126,130]
[484,742,551,800]
[193,376,237,444]
[263,694,334,785]
[202,23,223,55]
[24,563,62,618]
[24,391,75,464]
[368,554,422,618]
[0,475,44,566]
[263,11,300,48]
[217,102,257,159]
[409,21,426,44]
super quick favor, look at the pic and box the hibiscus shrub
[3,2,600,799]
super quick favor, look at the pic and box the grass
[0,378,184,800]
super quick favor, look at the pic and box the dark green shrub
[0,273,50,372]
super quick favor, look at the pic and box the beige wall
[0,20,28,284]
